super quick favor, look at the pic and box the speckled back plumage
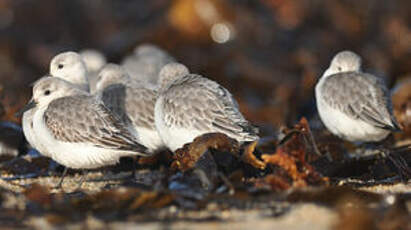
[44,94,148,153]
[318,71,399,130]
[162,74,259,141]
[100,82,157,131]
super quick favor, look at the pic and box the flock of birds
[17,44,402,186]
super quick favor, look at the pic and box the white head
[20,76,85,113]
[95,64,131,91]
[49,51,89,91]
[121,44,176,88]
[158,62,189,91]
[79,49,107,72]
[134,43,169,58]
[323,50,362,77]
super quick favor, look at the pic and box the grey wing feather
[100,83,157,131]
[125,86,157,130]
[100,84,131,125]
[44,95,149,154]
[206,80,259,137]
[164,74,259,141]
[320,72,400,131]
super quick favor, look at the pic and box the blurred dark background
[0,0,410,135]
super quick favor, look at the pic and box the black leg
[55,167,68,189]
[218,172,234,195]
[76,170,87,190]
[132,156,139,179]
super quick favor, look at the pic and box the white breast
[133,126,165,152]
[22,111,36,148]
[23,110,53,157]
[155,96,201,151]
[315,78,390,142]
[32,107,138,169]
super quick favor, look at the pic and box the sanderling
[315,50,400,142]
[20,76,149,170]
[121,44,175,89]
[155,63,259,152]
[49,51,90,92]
[80,49,107,94]
[22,51,91,157]
[95,64,165,153]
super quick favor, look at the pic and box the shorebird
[155,63,259,152]
[20,76,149,171]
[22,52,88,155]
[121,44,175,89]
[49,51,90,92]
[22,51,91,157]
[315,50,400,142]
[80,49,107,94]
[95,64,165,153]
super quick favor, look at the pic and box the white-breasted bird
[80,49,107,94]
[315,50,400,142]
[155,62,259,152]
[22,51,90,156]
[20,76,149,170]
[95,64,165,154]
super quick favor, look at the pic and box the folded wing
[320,72,400,131]
[44,95,149,154]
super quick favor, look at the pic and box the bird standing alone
[315,50,400,143]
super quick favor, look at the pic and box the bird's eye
[338,67,342,71]
[44,90,51,96]
[58,64,64,69]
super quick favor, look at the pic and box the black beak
[15,99,37,117]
